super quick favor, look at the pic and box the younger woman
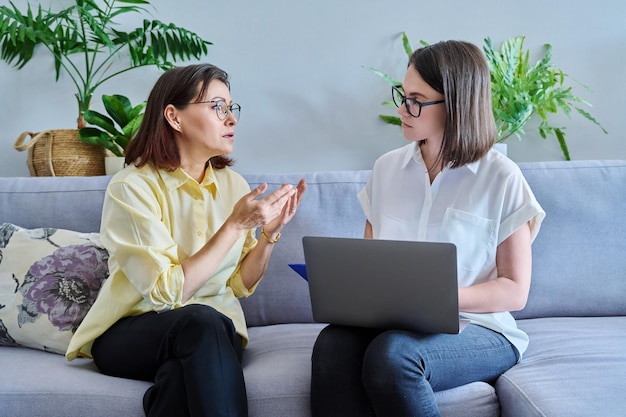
[311,40,544,417]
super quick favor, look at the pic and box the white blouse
[358,142,545,358]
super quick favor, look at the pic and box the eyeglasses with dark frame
[188,99,241,121]
[391,85,444,118]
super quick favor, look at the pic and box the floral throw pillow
[0,223,109,354]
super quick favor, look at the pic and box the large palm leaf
[0,0,211,128]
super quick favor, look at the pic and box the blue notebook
[288,263,307,281]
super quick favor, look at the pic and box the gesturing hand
[229,178,306,233]
[263,178,307,234]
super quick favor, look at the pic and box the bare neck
[419,140,444,183]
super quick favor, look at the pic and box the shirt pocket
[440,208,496,273]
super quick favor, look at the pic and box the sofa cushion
[244,323,500,417]
[1,323,499,417]
[497,316,626,417]
[0,346,148,417]
[516,161,626,319]
[240,171,370,327]
[0,223,109,354]
[0,176,110,233]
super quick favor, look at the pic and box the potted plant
[79,94,145,174]
[1,0,212,175]
[368,33,607,160]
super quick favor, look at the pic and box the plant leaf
[82,109,120,136]
[102,94,133,128]
[78,127,123,156]
[554,128,571,161]
[401,32,412,57]
[82,93,145,155]
[369,33,607,160]
[379,115,402,126]
[364,66,400,86]
[0,0,212,124]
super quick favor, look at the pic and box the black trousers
[92,304,247,417]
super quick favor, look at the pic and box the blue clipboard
[288,263,307,281]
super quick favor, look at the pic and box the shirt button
[196,231,202,237]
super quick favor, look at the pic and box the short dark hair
[125,63,234,170]
[409,40,496,168]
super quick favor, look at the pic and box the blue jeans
[310,324,518,417]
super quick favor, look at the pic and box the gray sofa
[0,159,625,417]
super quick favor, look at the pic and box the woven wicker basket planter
[14,129,105,177]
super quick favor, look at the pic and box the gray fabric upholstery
[244,324,499,417]
[0,347,149,417]
[497,317,626,417]
[1,159,625,416]
[241,170,369,326]
[0,175,109,232]
[514,161,626,319]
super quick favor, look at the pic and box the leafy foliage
[484,36,606,160]
[368,33,607,160]
[0,0,211,129]
[78,94,145,156]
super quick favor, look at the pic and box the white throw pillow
[0,223,109,354]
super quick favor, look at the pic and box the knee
[312,325,340,360]
[173,305,235,346]
[312,325,372,378]
[312,325,371,362]
[311,325,341,376]
[183,304,231,326]
[362,331,426,391]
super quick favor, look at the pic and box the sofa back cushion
[241,171,369,326]
[1,160,624,328]
[515,160,626,319]
[0,172,369,329]
[0,176,109,233]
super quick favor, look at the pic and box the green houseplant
[79,94,145,157]
[0,0,211,129]
[1,0,212,176]
[369,33,607,160]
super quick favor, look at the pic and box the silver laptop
[302,236,467,334]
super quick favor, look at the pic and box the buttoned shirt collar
[159,165,219,195]
[400,141,481,174]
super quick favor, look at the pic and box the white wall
[1,0,624,176]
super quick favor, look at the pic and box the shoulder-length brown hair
[409,40,496,168]
[125,63,234,170]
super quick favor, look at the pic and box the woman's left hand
[263,178,307,235]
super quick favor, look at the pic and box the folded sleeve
[357,185,372,222]
[497,170,546,245]
[101,181,186,311]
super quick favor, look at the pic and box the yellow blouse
[66,164,258,360]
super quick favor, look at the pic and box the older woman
[67,63,306,417]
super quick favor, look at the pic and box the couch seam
[498,374,547,417]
